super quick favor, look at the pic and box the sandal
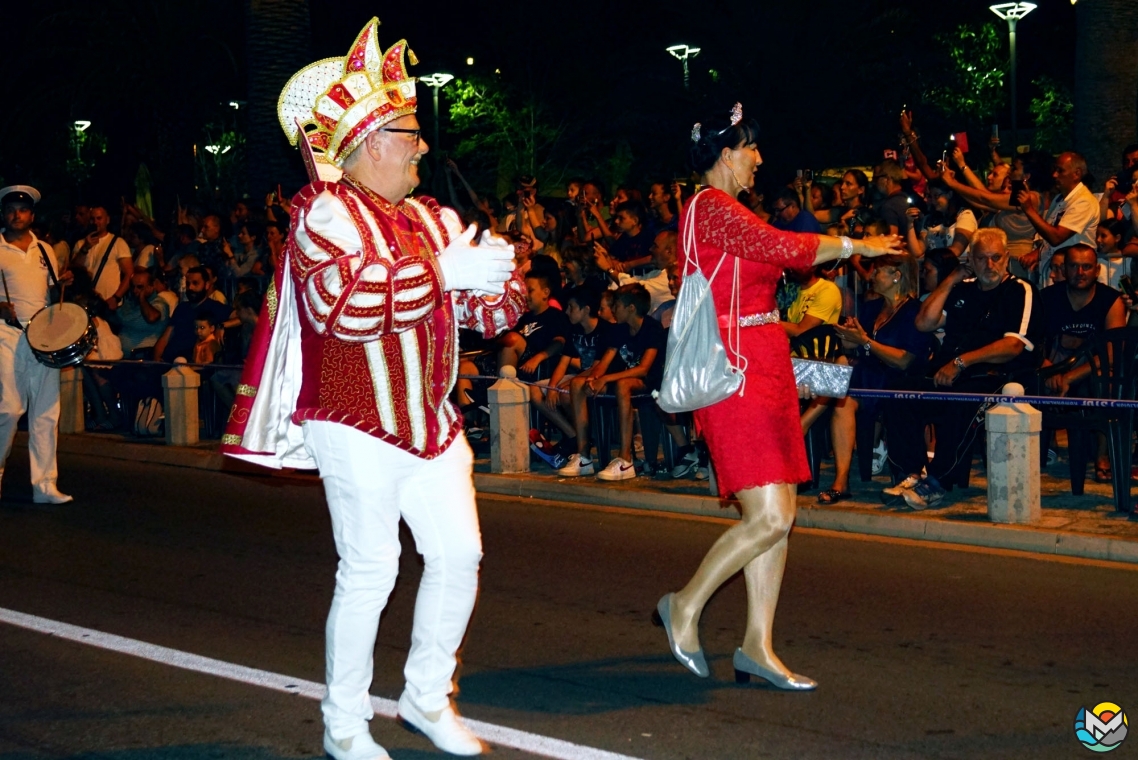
[1095,464,1112,483]
[817,489,852,505]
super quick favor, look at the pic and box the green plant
[922,22,1006,124]
[1028,76,1073,153]
[447,76,565,196]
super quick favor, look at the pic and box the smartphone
[1009,179,1027,202]
[1121,276,1138,302]
[803,169,813,181]
[991,124,1000,140]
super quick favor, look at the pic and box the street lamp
[73,120,91,161]
[666,44,701,90]
[419,73,455,152]
[989,2,1036,150]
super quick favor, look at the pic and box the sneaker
[529,429,566,469]
[557,453,594,477]
[870,441,888,476]
[670,449,700,479]
[597,456,637,481]
[902,476,946,510]
[635,458,656,476]
[881,474,921,502]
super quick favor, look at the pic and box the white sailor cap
[0,185,42,208]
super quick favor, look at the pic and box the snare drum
[24,302,98,369]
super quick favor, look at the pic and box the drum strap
[36,243,60,290]
[90,235,119,295]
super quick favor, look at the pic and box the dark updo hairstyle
[688,108,761,175]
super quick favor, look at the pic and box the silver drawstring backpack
[655,192,745,413]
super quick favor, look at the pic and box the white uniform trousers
[302,420,482,739]
[0,325,60,488]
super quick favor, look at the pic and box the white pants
[0,325,60,487]
[302,421,482,739]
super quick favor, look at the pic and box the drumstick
[1,272,11,326]
[50,283,64,325]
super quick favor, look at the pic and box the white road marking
[0,607,646,760]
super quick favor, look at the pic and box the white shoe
[397,692,484,756]
[557,453,594,477]
[870,441,888,476]
[323,729,390,760]
[32,481,73,504]
[596,457,636,481]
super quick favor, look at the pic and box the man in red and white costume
[222,19,524,760]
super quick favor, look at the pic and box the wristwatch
[953,356,966,371]
[862,340,872,355]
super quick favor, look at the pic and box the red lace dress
[680,188,819,496]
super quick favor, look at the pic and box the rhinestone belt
[718,308,780,328]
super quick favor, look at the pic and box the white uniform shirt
[0,231,55,323]
[1040,183,1100,281]
[74,232,131,300]
[614,268,673,313]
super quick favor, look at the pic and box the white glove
[436,225,515,294]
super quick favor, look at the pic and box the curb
[473,472,1138,566]
[31,433,1138,566]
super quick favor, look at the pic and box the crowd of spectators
[36,110,1138,506]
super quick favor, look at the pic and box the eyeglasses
[772,204,792,213]
[381,128,422,142]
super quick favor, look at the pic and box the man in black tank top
[1039,244,1127,396]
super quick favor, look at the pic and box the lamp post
[420,73,454,151]
[666,44,701,90]
[989,2,1036,150]
[73,120,91,161]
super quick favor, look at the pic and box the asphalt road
[0,451,1135,760]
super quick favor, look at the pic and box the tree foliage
[922,23,1007,125]
[447,76,565,197]
[1029,76,1074,154]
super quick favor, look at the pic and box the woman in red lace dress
[655,105,900,689]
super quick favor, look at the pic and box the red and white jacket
[221,179,525,467]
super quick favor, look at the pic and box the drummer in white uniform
[0,185,74,504]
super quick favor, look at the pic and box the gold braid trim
[221,433,243,446]
[236,384,257,397]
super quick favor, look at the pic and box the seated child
[497,272,570,379]
[531,285,616,465]
[193,312,222,365]
[559,283,666,481]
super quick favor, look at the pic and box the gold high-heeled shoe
[732,648,817,690]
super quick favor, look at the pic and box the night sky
[3,0,1077,212]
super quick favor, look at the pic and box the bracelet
[839,236,854,259]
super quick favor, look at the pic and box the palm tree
[244,0,311,199]
[1074,0,1138,183]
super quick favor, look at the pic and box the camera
[796,169,813,182]
[848,208,873,228]
[1117,169,1135,196]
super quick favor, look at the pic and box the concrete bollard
[58,366,85,434]
[985,382,1042,524]
[162,364,201,446]
[489,365,530,474]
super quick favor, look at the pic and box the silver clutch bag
[791,358,853,398]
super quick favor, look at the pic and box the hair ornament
[691,123,702,143]
[729,102,743,126]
